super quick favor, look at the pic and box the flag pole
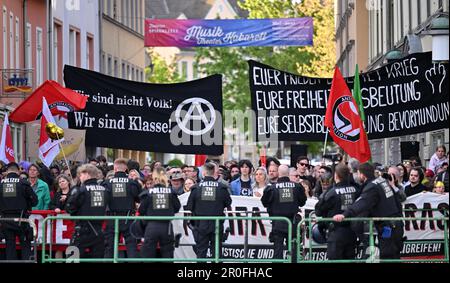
[322,129,329,164]
[55,132,73,183]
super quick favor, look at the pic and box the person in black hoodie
[49,174,72,212]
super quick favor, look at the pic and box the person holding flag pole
[38,97,73,184]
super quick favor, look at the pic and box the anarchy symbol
[175,98,216,136]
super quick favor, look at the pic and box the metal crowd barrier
[296,215,449,263]
[31,208,450,263]
[41,215,292,263]
[0,217,38,263]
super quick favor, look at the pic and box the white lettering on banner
[184,26,224,41]
[253,67,282,86]
[387,103,449,132]
[361,80,421,108]
[402,243,442,254]
[257,114,326,135]
[55,219,69,244]
[255,90,328,110]
[384,57,419,79]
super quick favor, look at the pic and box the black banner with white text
[65,65,223,155]
[249,52,449,141]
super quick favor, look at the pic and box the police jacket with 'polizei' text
[261,176,307,218]
[66,178,109,219]
[0,173,38,217]
[343,177,402,218]
[105,171,141,212]
[139,184,181,217]
[186,176,232,216]
[315,182,358,227]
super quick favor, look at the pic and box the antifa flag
[64,65,223,155]
[9,80,87,122]
[249,52,449,141]
[325,67,371,163]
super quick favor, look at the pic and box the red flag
[9,80,87,122]
[39,97,64,167]
[0,113,15,163]
[195,155,207,167]
[324,67,371,163]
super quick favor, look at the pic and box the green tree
[194,0,335,155]
[145,49,182,83]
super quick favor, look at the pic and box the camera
[382,172,393,181]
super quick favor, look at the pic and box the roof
[146,0,247,19]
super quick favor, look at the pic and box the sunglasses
[298,163,309,167]
[291,174,300,178]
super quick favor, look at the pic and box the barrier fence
[41,215,293,263]
[296,216,449,263]
[36,212,449,264]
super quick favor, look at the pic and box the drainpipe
[99,0,103,73]
[22,0,28,160]
[46,0,52,80]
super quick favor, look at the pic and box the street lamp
[423,17,449,63]
[385,50,403,64]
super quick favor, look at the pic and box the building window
[127,64,130,80]
[36,27,43,86]
[121,62,126,79]
[106,0,111,16]
[53,23,61,82]
[130,0,135,30]
[2,6,7,69]
[124,0,129,26]
[25,23,32,81]
[10,124,23,162]
[121,0,126,25]
[114,59,118,77]
[87,35,94,70]
[107,56,112,75]
[69,29,76,66]
[15,17,19,69]
[101,52,105,73]
[135,0,139,32]
[9,12,14,69]
[113,0,118,19]
[131,66,135,80]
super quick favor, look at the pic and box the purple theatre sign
[145,18,313,47]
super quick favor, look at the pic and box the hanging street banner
[65,65,223,155]
[249,52,449,141]
[145,18,313,47]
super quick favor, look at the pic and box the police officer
[261,164,307,260]
[66,164,110,258]
[104,158,142,258]
[139,172,180,258]
[333,163,404,259]
[186,162,232,259]
[315,164,359,260]
[0,162,37,260]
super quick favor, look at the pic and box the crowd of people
[0,144,448,262]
